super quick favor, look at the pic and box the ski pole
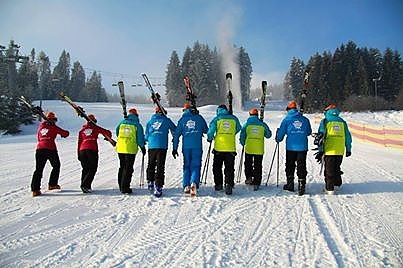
[276,141,280,187]
[140,153,145,188]
[265,143,278,186]
[236,146,244,184]
[201,142,212,185]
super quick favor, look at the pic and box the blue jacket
[173,109,208,151]
[145,113,176,149]
[275,109,312,151]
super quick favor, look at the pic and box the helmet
[46,111,57,121]
[286,101,297,110]
[249,108,258,115]
[88,114,97,123]
[324,104,337,111]
[128,107,138,115]
[217,104,228,110]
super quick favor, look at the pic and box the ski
[260,81,267,121]
[299,69,310,113]
[226,73,233,114]
[141,73,167,115]
[183,75,197,111]
[117,81,128,118]
[18,96,51,123]
[58,92,116,146]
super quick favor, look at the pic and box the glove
[346,151,351,157]
[172,149,179,159]
[314,151,324,164]
[141,147,146,156]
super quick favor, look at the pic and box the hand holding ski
[59,92,116,146]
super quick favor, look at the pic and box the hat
[88,114,97,123]
[286,101,297,110]
[324,104,337,111]
[183,103,192,109]
[218,104,228,110]
[249,108,258,115]
[46,111,57,120]
[128,107,138,115]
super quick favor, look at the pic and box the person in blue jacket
[207,104,241,195]
[116,108,146,194]
[145,107,176,197]
[275,101,312,195]
[173,103,208,195]
[239,108,272,190]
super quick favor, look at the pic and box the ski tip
[226,73,232,79]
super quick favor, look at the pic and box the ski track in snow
[0,101,402,267]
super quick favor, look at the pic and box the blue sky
[1,0,402,94]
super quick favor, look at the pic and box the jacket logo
[152,121,162,130]
[251,127,259,135]
[40,128,49,136]
[186,119,195,129]
[123,126,132,134]
[222,121,231,131]
[293,120,302,129]
[84,129,93,136]
[332,125,341,132]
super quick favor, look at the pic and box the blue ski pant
[182,148,203,188]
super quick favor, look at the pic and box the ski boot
[298,180,305,196]
[283,177,294,192]
[154,185,163,197]
[225,184,233,195]
[147,180,155,192]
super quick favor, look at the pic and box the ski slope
[0,100,402,267]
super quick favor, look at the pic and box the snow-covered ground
[0,100,402,267]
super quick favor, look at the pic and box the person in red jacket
[77,114,112,193]
[31,112,69,197]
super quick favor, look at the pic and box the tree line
[284,41,403,112]
[0,40,107,134]
[165,41,252,107]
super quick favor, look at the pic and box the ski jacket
[173,109,208,151]
[116,114,145,154]
[275,109,312,151]
[207,107,241,152]
[78,122,112,152]
[145,113,176,149]
[240,115,272,155]
[318,108,352,155]
[36,121,69,151]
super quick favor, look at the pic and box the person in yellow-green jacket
[207,104,241,195]
[116,108,146,194]
[314,104,352,194]
[239,108,272,190]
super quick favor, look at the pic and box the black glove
[346,151,351,157]
[141,147,146,156]
[172,149,179,159]
[314,151,324,164]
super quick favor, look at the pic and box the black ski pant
[244,153,263,185]
[212,150,236,187]
[324,155,343,191]
[146,149,167,187]
[118,153,136,192]
[31,149,61,191]
[285,150,307,185]
[79,149,99,189]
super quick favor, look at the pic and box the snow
[1,100,402,267]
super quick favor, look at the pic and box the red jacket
[78,123,112,152]
[36,122,70,151]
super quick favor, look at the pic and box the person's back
[145,112,176,149]
[174,108,208,150]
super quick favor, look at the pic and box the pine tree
[52,50,71,99]
[165,51,183,107]
[70,61,86,100]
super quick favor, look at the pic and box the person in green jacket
[116,108,146,194]
[207,104,241,195]
[315,104,352,194]
[239,108,272,190]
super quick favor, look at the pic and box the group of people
[30,101,352,197]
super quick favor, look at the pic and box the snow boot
[48,185,61,190]
[245,177,253,185]
[190,183,197,196]
[225,184,233,195]
[298,180,305,196]
[147,180,154,191]
[32,190,42,197]
[183,185,191,194]
[154,185,163,197]
[283,177,294,192]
